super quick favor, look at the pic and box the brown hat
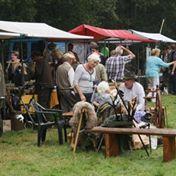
[123,72,137,80]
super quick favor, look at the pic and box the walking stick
[73,109,84,153]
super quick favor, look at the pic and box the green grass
[1,95,176,176]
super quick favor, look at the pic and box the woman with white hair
[74,53,100,102]
[146,48,175,90]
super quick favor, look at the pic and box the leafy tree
[0,0,175,38]
[116,0,176,37]
[35,0,118,30]
[0,0,36,21]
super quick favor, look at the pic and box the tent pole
[1,40,4,70]
[159,19,165,34]
[20,35,25,86]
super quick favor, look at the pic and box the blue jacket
[146,56,170,77]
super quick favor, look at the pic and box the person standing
[106,46,135,82]
[88,41,107,65]
[56,52,78,112]
[168,44,176,94]
[95,62,107,83]
[32,51,53,108]
[146,48,175,92]
[6,51,28,86]
[0,63,5,136]
[74,53,100,102]
[43,42,63,84]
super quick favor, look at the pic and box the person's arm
[68,67,74,87]
[136,84,145,111]
[158,57,175,68]
[73,65,86,101]
[171,62,176,75]
[74,85,86,101]
[171,53,176,74]
[121,46,135,59]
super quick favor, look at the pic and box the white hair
[87,53,100,62]
[63,52,75,61]
[97,81,110,94]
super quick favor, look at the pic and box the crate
[3,120,11,132]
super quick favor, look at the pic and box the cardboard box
[3,120,11,132]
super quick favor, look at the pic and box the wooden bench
[63,111,73,118]
[91,127,176,162]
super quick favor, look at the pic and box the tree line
[0,0,175,38]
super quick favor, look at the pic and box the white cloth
[119,82,145,111]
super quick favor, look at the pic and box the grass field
[1,95,176,176]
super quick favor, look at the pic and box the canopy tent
[0,21,93,40]
[98,37,141,45]
[69,24,152,42]
[131,30,176,43]
[0,32,20,39]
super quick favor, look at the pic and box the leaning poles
[116,86,150,157]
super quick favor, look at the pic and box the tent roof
[69,24,152,42]
[98,38,141,44]
[0,21,93,40]
[0,32,20,39]
[131,30,176,43]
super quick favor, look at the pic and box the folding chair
[30,100,67,146]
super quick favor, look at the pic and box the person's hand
[120,45,126,50]
[171,71,174,75]
[80,94,86,101]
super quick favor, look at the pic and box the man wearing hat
[119,72,145,111]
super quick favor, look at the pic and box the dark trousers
[57,90,78,112]
[0,113,2,136]
[169,75,176,94]
[84,93,93,103]
[37,88,51,108]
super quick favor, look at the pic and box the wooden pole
[73,110,83,153]
[159,19,165,34]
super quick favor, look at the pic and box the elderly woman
[146,48,175,90]
[74,53,100,102]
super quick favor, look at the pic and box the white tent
[0,21,93,40]
[0,32,20,39]
[131,30,176,43]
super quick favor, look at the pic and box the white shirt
[119,82,145,111]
